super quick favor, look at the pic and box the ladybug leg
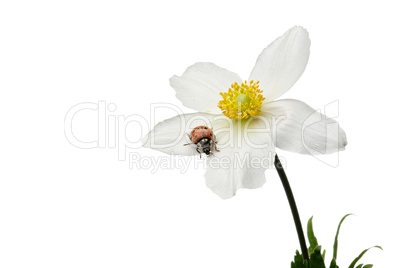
[196,148,202,158]
[215,145,220,152]
[184,133,193,146]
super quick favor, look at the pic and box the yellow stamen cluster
[218,80,265,120]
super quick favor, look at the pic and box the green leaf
[307,216,319,256]
[309,246,326,268]
[333,214,353,261]
[329,259,339,268]
[291,250,308,268]
[362,265,373,268]
[322,249,326,261]
[355,265,363,268]
[348,246,382,268]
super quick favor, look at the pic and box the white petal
[170,62,242,113]
[142,113,216,156]
[204,118,275,199]
[249,26,310,101]
[262,99,347,155]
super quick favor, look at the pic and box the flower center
[218,80,265,120]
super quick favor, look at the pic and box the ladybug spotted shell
[189,126,215,144]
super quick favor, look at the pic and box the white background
[1,1,400,267]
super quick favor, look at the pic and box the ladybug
[184,126,219,158]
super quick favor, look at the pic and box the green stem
[274,154,309,266]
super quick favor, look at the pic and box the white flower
[142,26,347,199]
